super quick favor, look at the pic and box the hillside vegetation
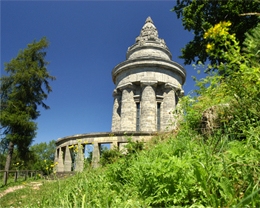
[1,15,260,208]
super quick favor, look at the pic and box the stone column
[162,83,177,131]
[140,81,157,131]
[92,142,100,168]
[64,146,72,172]
[111,89,121,132]
[120,83,135,131]
[55,147,64,172]
[75,143,84,172]
[111,141,118,150]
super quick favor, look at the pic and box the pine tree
[0,37,55,181]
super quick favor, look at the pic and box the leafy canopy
[172,0,260,69]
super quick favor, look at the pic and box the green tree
[0,37,55,179]
[172,0,260,69]
[28,140,56,173]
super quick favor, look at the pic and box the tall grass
[1,126,259,207]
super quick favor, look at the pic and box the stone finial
[135,16,166,47]
[145,16,153,24]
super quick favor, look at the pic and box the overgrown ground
[0,129,259,207]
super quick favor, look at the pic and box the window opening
[136,102,140,131]
[157,103,161,131]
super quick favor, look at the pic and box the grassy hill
[1,126,259,207]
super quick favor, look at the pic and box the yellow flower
[44,160,46,163]
[46,167,48,170]
[206,43,214,52]
[203,32,209,39]
[50,164,54,167]
[17,162,19,165]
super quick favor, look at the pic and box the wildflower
[206,43,214,53]
[50,164,54,167]
[44,160,46,163]
[46,167,48,170]
[203,32,209,39]
[17,162,19,165]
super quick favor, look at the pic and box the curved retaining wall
[54,131,155,172]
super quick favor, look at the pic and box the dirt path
[0,182,42,199]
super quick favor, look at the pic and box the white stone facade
[111,17,186,132]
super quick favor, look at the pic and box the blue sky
[1,1,205,145]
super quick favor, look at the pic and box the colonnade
[111,81,180,132]
[55,140,119,172]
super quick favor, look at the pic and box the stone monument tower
[54,17,186,171]
[111,17,186,132]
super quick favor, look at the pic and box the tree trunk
[4,141,14,183]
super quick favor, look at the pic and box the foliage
[99,138,144,167]
[0,37,55,172]
[27,140,56,174]
[188,20,260,139]
[1,130,259,207]
[0,140,56,175]
[172,0,260,68]
[99,147,122,167]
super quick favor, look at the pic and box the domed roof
[126,16,172,60]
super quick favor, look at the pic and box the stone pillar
[64,146,72,172]
[75,143,84,172]
[92,142,100,168]
[111,90,121,132]
[120,83,135,131]
[162,83,177,131]
[55,147,64,172]
[111,141,118,150]
[140,81,157,131]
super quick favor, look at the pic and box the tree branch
[239,12,260,16]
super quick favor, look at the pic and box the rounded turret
[111,17,186,132]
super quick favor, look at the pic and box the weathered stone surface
[120,87,136,131]
[111,91,121,132]
[111,16,185,132]
[201,104,229,136]
[74,144,84,172]
[64,146,72,172]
